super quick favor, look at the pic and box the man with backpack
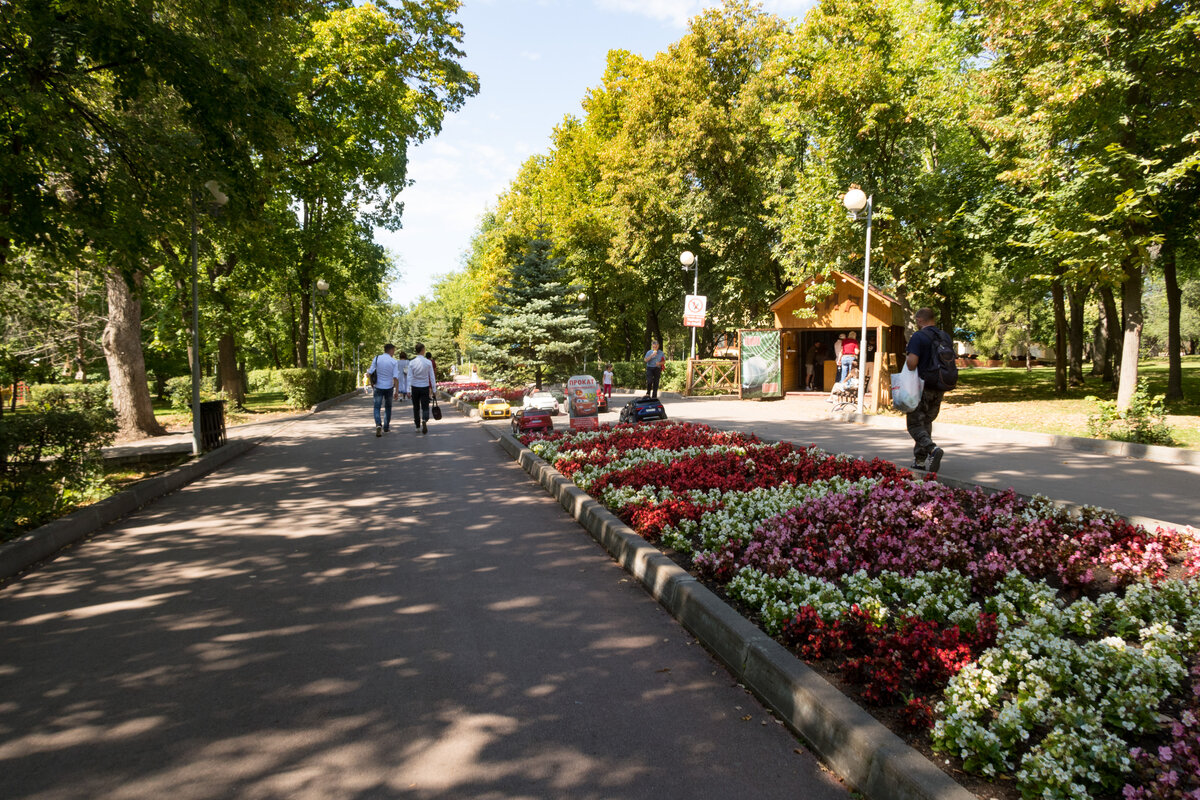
[904,307,958,473]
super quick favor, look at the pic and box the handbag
[430,395,442,421]
[365,356,378,387]
[890,366,924,413]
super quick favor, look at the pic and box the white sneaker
[375,425,382,437]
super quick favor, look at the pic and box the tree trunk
[218,332,244,407]
[1051,277,1068,394]
[1162,241,1184,401]
[1066,284,1087,386]
[102,267,167,438]
[1099,285,1121,386]
[1115,263,1144,412]
[1090,316,1106,376]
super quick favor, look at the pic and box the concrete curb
[473,411,974,800]
[827,409,1200,467]
[0,438,258,581]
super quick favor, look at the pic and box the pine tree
[473,230,594,388]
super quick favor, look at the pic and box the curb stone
[468,406,976,800]
[0,392,359,583]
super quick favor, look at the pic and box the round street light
[312,278,330,367]
[843,185,873,415]
[680,250,699,361]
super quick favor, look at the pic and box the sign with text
[567,374,600,430]
[738,329,782,399]
[683,294,707,328]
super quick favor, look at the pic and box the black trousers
[645,366,662,397]
[906,389,944,460]
[411,385,431,426]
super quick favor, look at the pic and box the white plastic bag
[890,366,924,413]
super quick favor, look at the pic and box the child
[826,366,860,401]
[601,364,614,399]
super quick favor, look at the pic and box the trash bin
[199,400,227,451]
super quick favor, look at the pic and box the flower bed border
[487,425,976,800]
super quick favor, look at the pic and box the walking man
[368,344,402,437]
[905,307,949,473]
[408,343,437,434]
[643,340,666,399]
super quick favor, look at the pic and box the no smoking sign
[683,294,707,328]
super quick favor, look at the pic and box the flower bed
[454,388,526,405]
[519,421,1200,800]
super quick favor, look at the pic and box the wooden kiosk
[767,271,907,412]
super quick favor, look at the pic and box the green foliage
[472,230,596,387]
[246,370,285,393]
[28,382,112,411]
[1086,379,1175,446]
[607,360,687,393]
[164,376,221,414]
[0,407,118,539]
[278,369,355,409]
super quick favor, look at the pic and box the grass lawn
[938,356,1200,449]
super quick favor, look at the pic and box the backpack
[925,328,958,391]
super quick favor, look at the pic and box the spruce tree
[473,230,594,388]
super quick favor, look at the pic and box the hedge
[27,382,113,411]
[278,368,355,409]
[608,360,687,393]
[0,406,117,539]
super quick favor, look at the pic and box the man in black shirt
[904,307,947,473]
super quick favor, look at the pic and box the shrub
[609,360,686,393]
[278,369,355,409]
[0,406,118,539]
[164,375,224,414]
[28,382,112,411]
[1086,379,1175,446]
[246,369,284,393]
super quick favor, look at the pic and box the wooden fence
[685,359,740,396]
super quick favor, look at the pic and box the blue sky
[378,0,814,306]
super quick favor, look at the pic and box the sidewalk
[0,397,847,800]
[656,393,1200,530]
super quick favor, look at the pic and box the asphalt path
[0,398,847,800]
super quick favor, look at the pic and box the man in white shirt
[368,344,402,437]
[407,343,437,434]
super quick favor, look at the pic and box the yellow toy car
[479,397,512,419]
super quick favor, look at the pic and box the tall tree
[472,231,595,388]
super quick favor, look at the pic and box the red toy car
[511,406,554,435]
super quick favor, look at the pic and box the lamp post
[680,250,699,361]
[190,180,228,456]
[842,186,873,415]
[311,278,329,368]
[578,291,588,373]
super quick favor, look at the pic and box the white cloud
[520,50,543,61]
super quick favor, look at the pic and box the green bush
[608,360,686,393]
[246,369,284,393]
[0,406,118,539]
[1085,379,1175,446]
[278,369,355,408]
[28,382,112,410]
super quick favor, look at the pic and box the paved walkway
[0,398,847,800]
[646,393,1199,529]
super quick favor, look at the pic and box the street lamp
[312,277,329,368]
[680,250,699,361]
[578,292,588,373]
[842,186,873,415]
[191,179,229,456]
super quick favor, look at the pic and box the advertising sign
[683,294,707,328]
[566,374,600,430]
[738,329,782,399]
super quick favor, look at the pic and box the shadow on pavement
[0,399,845,800]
